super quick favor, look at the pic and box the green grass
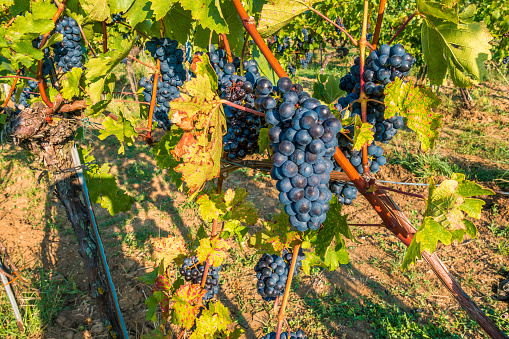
[0,266,80,338]
[388,150,464,180]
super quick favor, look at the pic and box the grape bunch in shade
[260,330,308,339]
[338,43,413,143]
[32,36,53,78]
[255,252,303,301]
[262,76,340,232]
[138,37,185,130]
[108,12,125,26]
[206,45,264,160]
[11,81,39,109]
[53,17,84,73]
[180,256,221,301]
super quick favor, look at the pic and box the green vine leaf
[222,220,249,248]
[61,68,83,100]
[258,0,323,38]
[81,0,110,21]
[124,0,153,28]
[401,174,494,270]
[258,127,269,155]
[189,301,232,339]
[172,284,205,330]
[170,55,226,193]
[151,0,177,20]
[384,78,442,152]
[78,147,134,215]
[107,0,135,13]
[420,4,493,87]
[352,115,373,151]
[196,238,230,267]
[312,74,344,105]
[180,0,228,34]
[98,111,137,154]
[196,194,227,222]
[161,3,194,45]
[249,212,300,254]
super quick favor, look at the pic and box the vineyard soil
[1,75,509,338]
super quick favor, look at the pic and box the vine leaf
[312,74,344,105]
[78,147,134,215]
[249,212,300,254]
[222,220,249,249]
[352,115,373,151]
[172,285,206,330]
[179,0,228,34]
[384,78,442,152]
[81,0,110,21]
[196,238,230,267]
[152,235,188,266]
[98,111,137,154]
[419,0,493,87]
[170,55,226,193]
[189,301,233,339]
[61,68,83,100]
[151,126,184,190]
[124,0,153,28]
[302,197,351,273]
[161,3,194,45]
[401,173,494,270]
[258,127,269,155]
[258,0,323,38]
[151,0,177,20]
[107,0,135,13]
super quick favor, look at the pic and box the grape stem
[232,0,288,78]
[77,21,97,58]
[359,0,371,176]
[220,99,265,117]
[146,59,160,143]
[101,21,108,54]
[388,12,417,44]
[0,75,38,82]
[371,0,387,49]
[222,33,234,63]
[200,219,218,289]
[127,55,158,71]
[117,22,150,40]
[275,244,301,339]
[240,33,250,74]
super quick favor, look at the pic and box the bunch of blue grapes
[339,44,413,143]
[262,77,341,231]
[107,12,125,26]
[335,17,345,36]
[260,331,308,339]
[287,63,296,76]
[53,17,83,73]
[207,46,264,160]
[180,256,221,301]
[138,37,185,130]
[300,51,313,69]
[11,81,39,109]
[255,250,304,301]
[503,56,509,64]
[302,28,309,42]
[32,36,53,77]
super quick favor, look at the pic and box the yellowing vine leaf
[401,173,494,270]
[169,55,226,193]
[196,238,230,267]
[249,212,300,253]
[258,0,323,38]
[352,115,374,151]
[172,285,205,330]
[384,78,442,152]
[152,235,188,264]
[189,301,232,339]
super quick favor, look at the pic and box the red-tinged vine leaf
[249,212,300,254]
[384,78,442,152]
[78,147,134,216]
[196,238,230,267]
[169,60,226,193]
[191,54,218,93]
[401,173,494,270]
[189,301,232,339]
[152,235,188,266]
[301,252,323,275]
[172,285,205,330]
[258,0,322,38]
[352,115,374,151]
[151,126,184,190]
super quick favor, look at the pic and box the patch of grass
[388,151,464,180]
[111,227,159,252]
[0,266,79,338]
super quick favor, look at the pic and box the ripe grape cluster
[503,56,509,64]
[108,12,125,25]
[11,80,39,109]
[254,250,304,301]
[180,256,221,301]
[264,77,340,231]
[53,17,84,73]
[207,45,265,160]
[300,51,313,69]
[260,330,308,339]
[32,36,53,77]
[138,37,185,130]
[338,44,413,143]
